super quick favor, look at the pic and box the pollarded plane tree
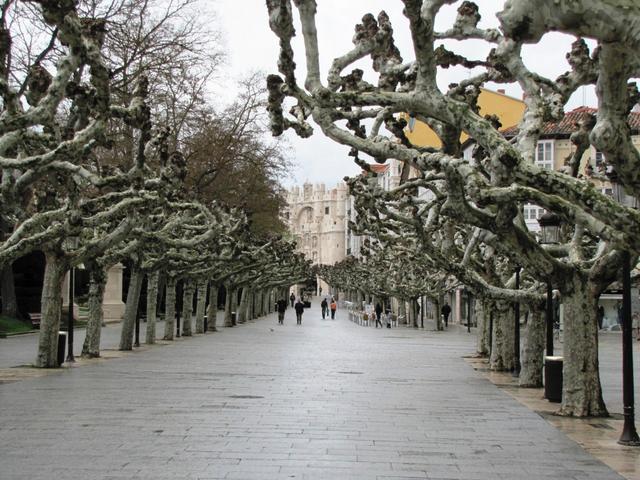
[0,1,169,367]
[122,200,245,345]
[223,238,311,324]
[0,0,113,317]
[347,171,549,385]
[193,235,309,328]
[266,0,640,416]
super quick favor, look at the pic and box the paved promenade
[0,304,632,479]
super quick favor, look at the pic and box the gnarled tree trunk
[181,280,195,336]
[519,307,545,387]
[559,275,607,417]
[195,281,207,333]
[224,284,234,327]
[207,282,218,331]
[36,250,67,367]
[411,298,419,328]
[237,287,248,324]
[490,301,515,371]
[146,270,159,344]
[476,299,490,356]
[120,267,143,351]
[82,263,107,358]
[163,277,177,340]
[1,264,18,318]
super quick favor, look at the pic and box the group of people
[275,292,337,325]
[320,297,337,320]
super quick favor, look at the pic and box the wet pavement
[0,303,635,479]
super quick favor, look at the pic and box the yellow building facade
[404,88,526,148]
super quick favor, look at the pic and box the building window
[524,204,544,220]
[593,150,605,170]
[325,206,329,215]
[312,251,318,261]
[536,141,553,170]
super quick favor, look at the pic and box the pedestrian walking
[294,298,305,325]
[597,305,605,330]
[276,298,287,325]
[375,302,383,328]
[330,297,337,320]
[321,298,328,319]
[617,301,623,326]
[441,302,451,328]
[290,292,296,308]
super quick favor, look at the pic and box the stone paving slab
[0,304,631,479]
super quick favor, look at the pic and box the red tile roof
[369,164,389,173]
[501,107,640,138]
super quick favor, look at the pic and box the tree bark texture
[224,285,233,327]
[36,251,67,367]
[559,276,607,417]
[181,280,195,336]
[146,270,159,344]
[237,287,248,324]
[163,277,177,340]
[232,287,239,325]
[411,298,419,328]
[0,264,18,318]
[519,308,545,387]
[207,282,218,331]
[476,300,490,356]
[81,264,107,358]
[119,267,143,351]
[195,281,207,333]
[490,301,515,371]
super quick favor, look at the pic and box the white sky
[209,0,599,189]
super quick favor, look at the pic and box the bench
[28,313,42,329]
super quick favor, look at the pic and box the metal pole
[514,267,521,375]
[176,280,182,338]
[545,281,554,356]
[421,296,424,329]
[488,308,494,358]
[66,267,75,363]
[619,250,640,445]
[467,294,471,333]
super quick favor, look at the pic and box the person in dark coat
[441,302,452,328]
[375,302,383,328]
[276,299,287,325]
[597,305,605,330]
[321,298,328,319]
[294,298,305,325]
[290,292,296,308]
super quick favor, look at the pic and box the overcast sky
[210,0,599,189]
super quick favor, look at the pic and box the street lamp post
[609,172,640,446]
[67,264,75,363]
[176,279,183,338]
[538,211,561,356]
[65,235,80,363]
[514,266,521,375]
[467,293,472,333]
